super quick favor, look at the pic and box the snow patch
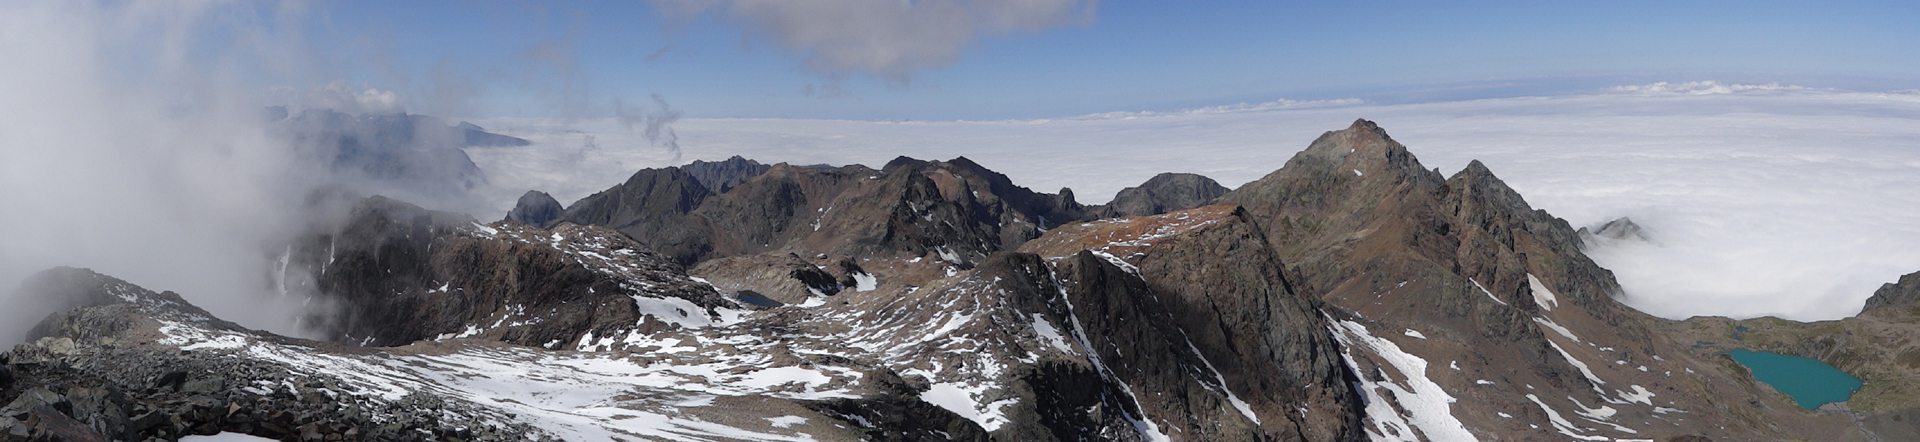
[1088,249,1141,277]
[180,434,280,442]
[1533,317,1579,342]
[1616,385,1656,406]
[1528,273,1560,311]
[935,247,964,265]
[851,272,879,292]
[1526,394,1609,441]
[1548,339,1607,394]
[764,416,808,428]
[631,295,704,327]
[1330,319,1476,442]
[920,382,1016,431]
[1029,313,1075,354]
[1471,278,1507,305]
[1183,338,1260,425]
[155,321,251,351]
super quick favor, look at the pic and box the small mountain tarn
[6,119,1912,441]
[1725,349,1862,410]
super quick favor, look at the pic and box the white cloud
[467,83,1920,322]
[653,0,1094,82]
[0,1,324,343]
[1608,80,1810,95]
[268,80,407,115]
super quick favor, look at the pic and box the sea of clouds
[465,82,1920,322]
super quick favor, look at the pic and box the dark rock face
[1863,270,1920,312]
[682,155,774,193]
[803,370,990,442]
[1085,172,1230,219]
[504,190,563,227]
[550,167,716,265]
[556,157,1085,267]
[1019,204,1365,441]
[288,196,728,347]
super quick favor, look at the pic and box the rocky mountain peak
[504,190,563,226]
[551,166,716,265]
[682,155,773,193]
[1287,118,1440,183]
[1577,216,1653,245]
[1862,270,1920,312]
[17,267,240,345]
[881,155,926,172]
[1086,172,1230,219]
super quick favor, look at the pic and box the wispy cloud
[268,81,407,114]
[1607,80,1812,95]
[652,0,1095,83]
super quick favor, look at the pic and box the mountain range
[3,119,1915,441]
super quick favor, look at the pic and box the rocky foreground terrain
[4,120,1913,441]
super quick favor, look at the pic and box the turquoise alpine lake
[1726,349,1863,409]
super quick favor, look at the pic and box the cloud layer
[467,82,1920,322]
[654,0,1094,82]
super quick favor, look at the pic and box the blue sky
[301,0,1920,120]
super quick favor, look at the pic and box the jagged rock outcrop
[1577,216,1652,245]
[1083,172,1230,219]
[504,190,564,227]
[286,195,730,347]
[1862,270,1920,312]
[682,155,774,193]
